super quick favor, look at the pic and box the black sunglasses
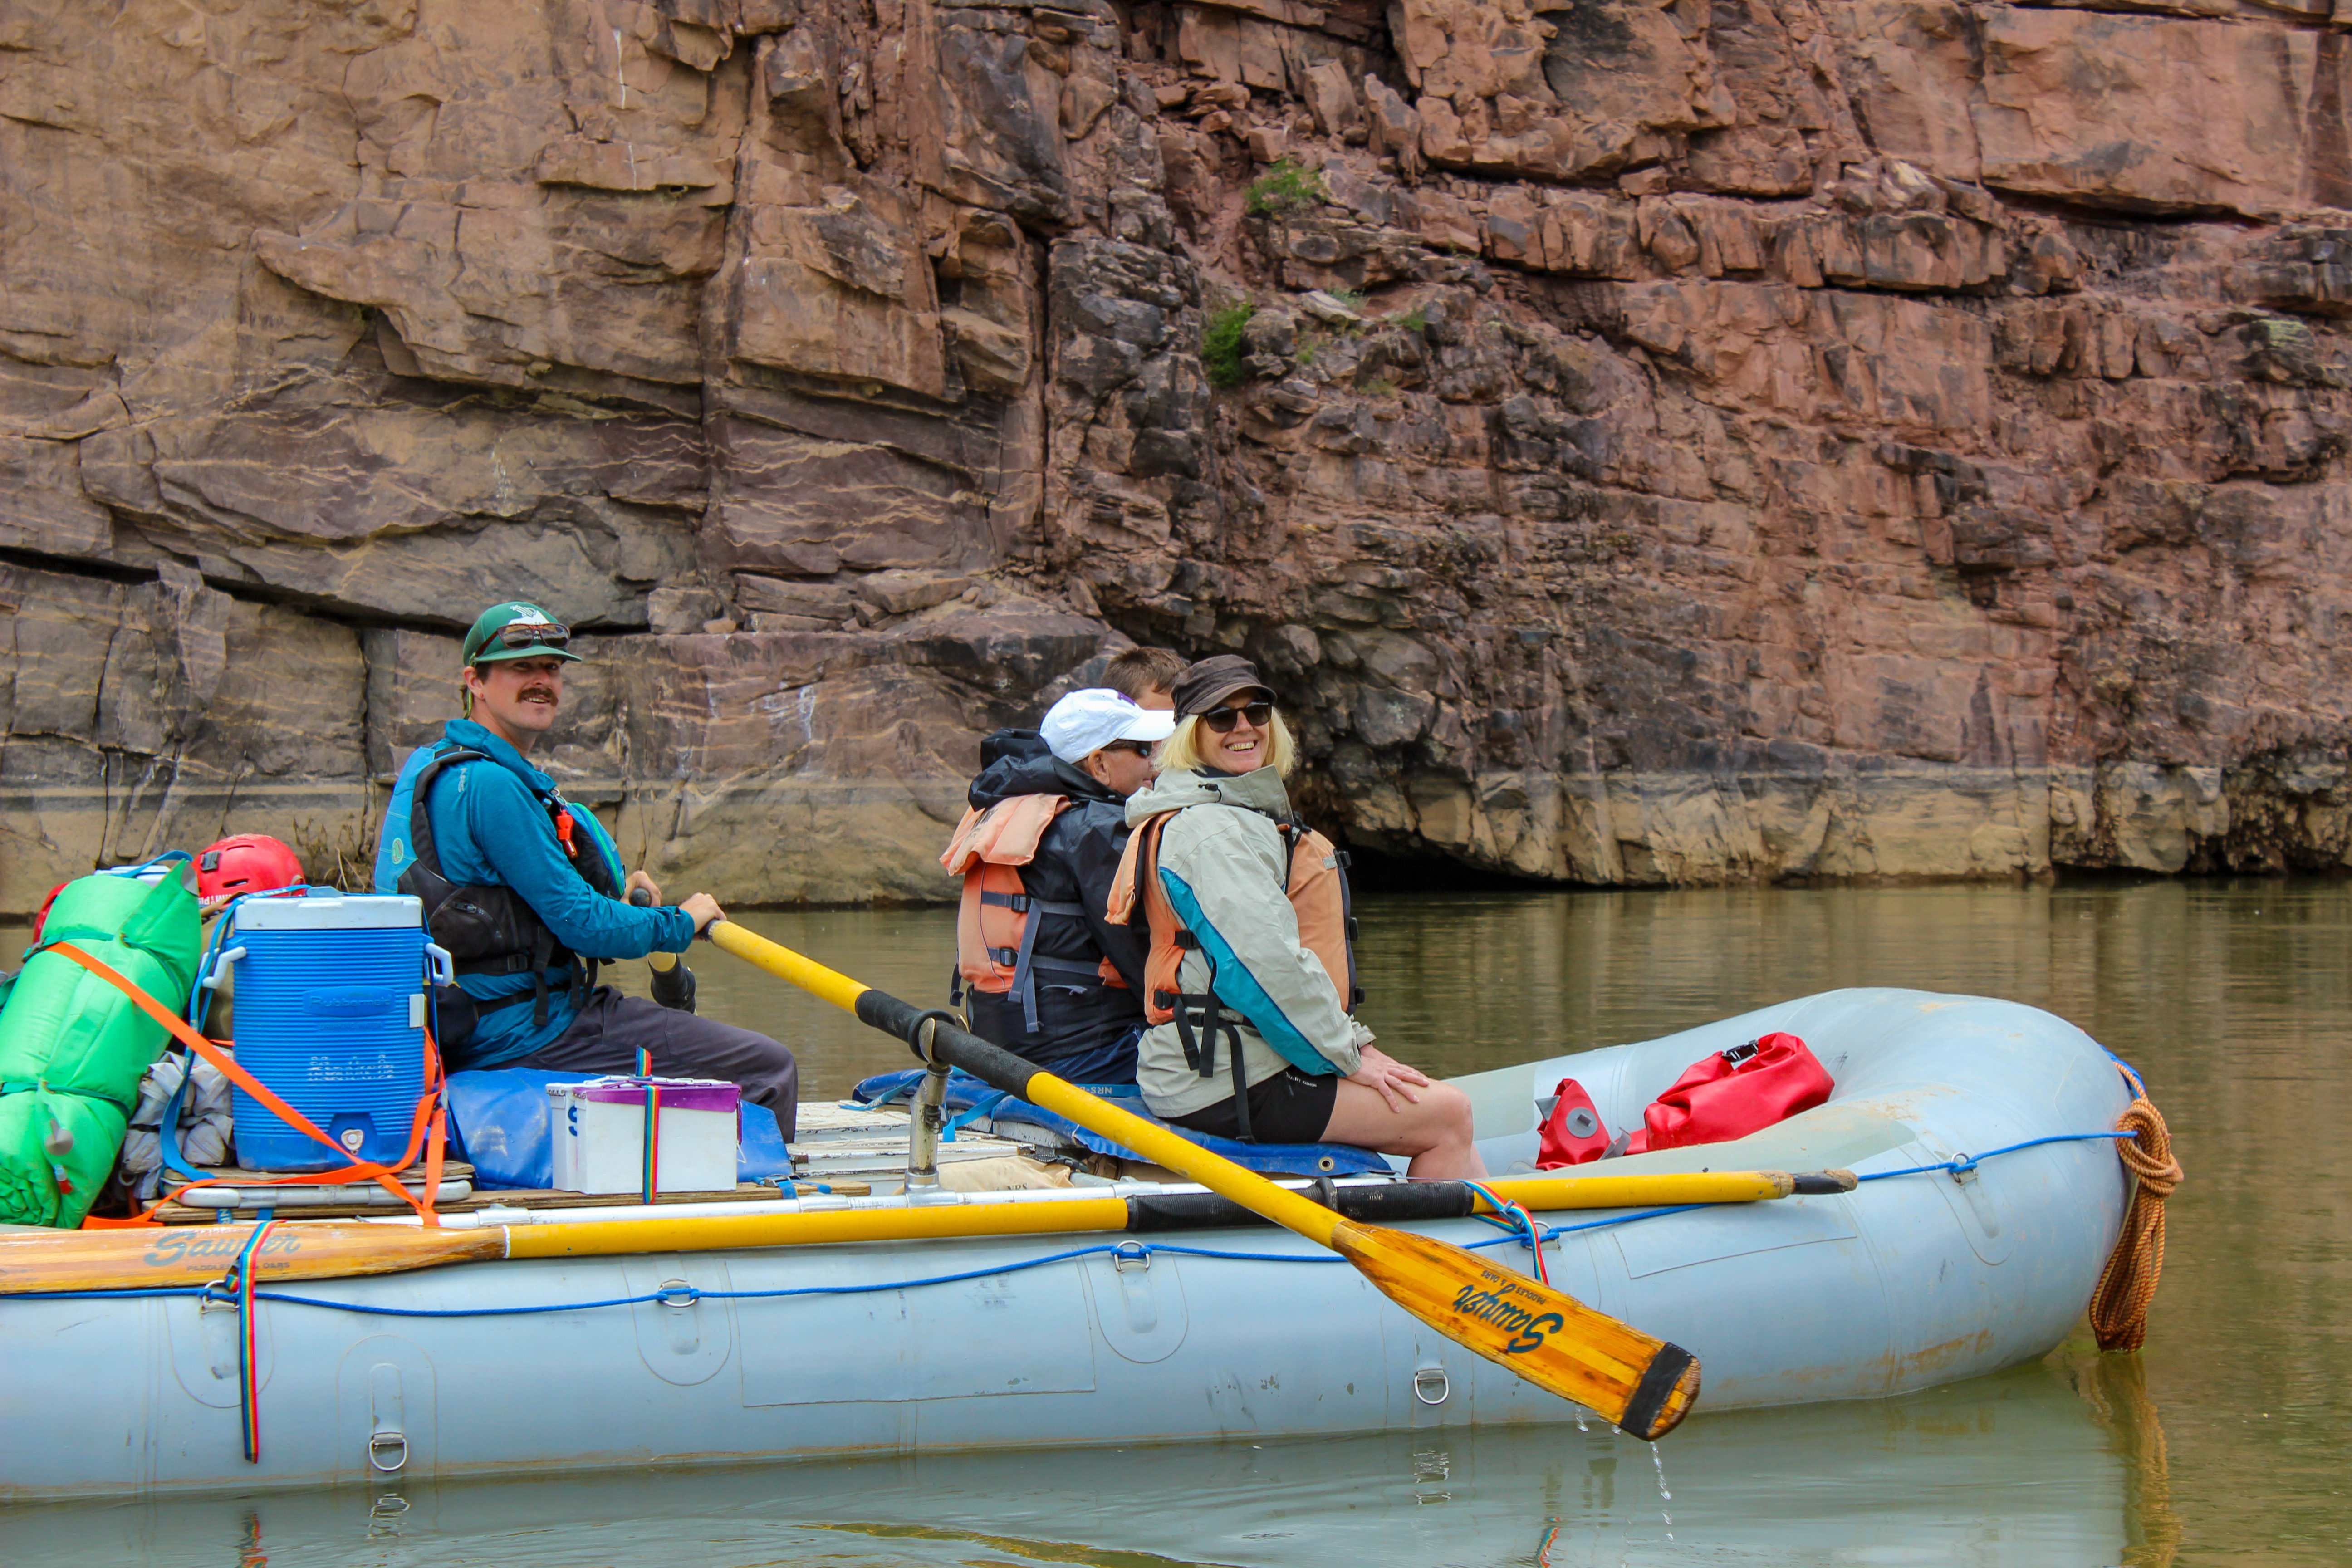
[1200,701,1273,734]
[496,621,570,650]
[1098,739,1153,758]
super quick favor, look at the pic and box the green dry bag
[0,861,201,1226]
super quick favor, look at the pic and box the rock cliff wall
[5,0,2352,906]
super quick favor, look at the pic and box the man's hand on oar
[707,920,1702,1440]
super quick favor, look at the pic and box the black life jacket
[397,747,622,1049]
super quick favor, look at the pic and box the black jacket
[960,729,1149,1074]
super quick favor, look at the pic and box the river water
[4,879,2347,1565]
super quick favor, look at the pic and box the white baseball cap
[1041,688,1177,764]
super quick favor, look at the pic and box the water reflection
[0,1365,2122,1567]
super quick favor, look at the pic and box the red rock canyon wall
[3,0,2351,905]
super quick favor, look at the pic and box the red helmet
[27,882,67,945]
[196,834,306,899]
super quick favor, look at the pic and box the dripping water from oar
[1652,1442,1675,1541]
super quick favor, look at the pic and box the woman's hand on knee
[1359,1046,1429,1089]
[1345,1048,1426,1113]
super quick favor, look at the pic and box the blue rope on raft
[1850,1129,2132,1183]
[17,1130,2143,1321]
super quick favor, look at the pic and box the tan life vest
[941,794,1122,1034]
[1107,809,1362,1034]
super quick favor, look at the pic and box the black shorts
[1165,1067,1339,1144]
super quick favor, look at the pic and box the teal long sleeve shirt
[417,720,693,1067]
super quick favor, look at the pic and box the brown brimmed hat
[1170,655,1275,720]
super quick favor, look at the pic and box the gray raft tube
[1448,986,2136,1410]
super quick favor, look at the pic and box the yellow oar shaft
[708,922,867,1014]
[502,1171,1798,1261]
[0,1166,1821,1295]
[1485,1171,1793,1209]
[709,921,1341,1245]
[707,920,1706,1440]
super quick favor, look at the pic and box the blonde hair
[1158,707,1298,778]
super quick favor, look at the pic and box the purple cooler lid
[551,1076,741,1113]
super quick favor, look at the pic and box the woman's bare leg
[1321,1078,1488,1180]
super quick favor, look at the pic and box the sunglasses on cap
[1200,701,1273,734]
[495,621,569,651]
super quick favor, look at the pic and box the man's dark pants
[517,986,801,1139]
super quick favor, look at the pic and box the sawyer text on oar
[141,1230,306,1267]
[1451,1278,1568,1354]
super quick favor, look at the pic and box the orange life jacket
[1106,807,1361,1138]
[941,794,1124,1034]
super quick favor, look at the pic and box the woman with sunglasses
[1108,657,1485,1178]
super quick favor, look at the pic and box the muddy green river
[3,879,2347,1565]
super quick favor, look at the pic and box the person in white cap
[939,689,1176,1083]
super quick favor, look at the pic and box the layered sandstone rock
[3,0,2350,906]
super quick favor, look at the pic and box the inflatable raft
[0,988,2138,1499]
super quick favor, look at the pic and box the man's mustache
[519,687,559,703]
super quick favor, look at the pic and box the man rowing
[373,602,800,1134]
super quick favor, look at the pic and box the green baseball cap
[461,601,583,666]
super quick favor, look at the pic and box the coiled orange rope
[2089,1083,2181,1352]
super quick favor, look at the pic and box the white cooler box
[546,1076,740,1194]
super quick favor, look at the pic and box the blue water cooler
[211,890,452,1171]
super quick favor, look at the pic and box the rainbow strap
[1465,1181,1552,1287]
[638,1049,658,1204]
[214,1218,281,1462]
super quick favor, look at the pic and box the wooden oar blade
[0,1223,503,1295]
[1333,1220,1700,1441]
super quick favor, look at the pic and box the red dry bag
[1629,1031,1832,1154]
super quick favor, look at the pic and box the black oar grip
[1617,1341,1699,1440]
[853,989,1040,1102]
[1791,1169,1859,1195]
[1130,1182,1478,1231]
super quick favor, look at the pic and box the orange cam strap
[50,942,447,1228]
